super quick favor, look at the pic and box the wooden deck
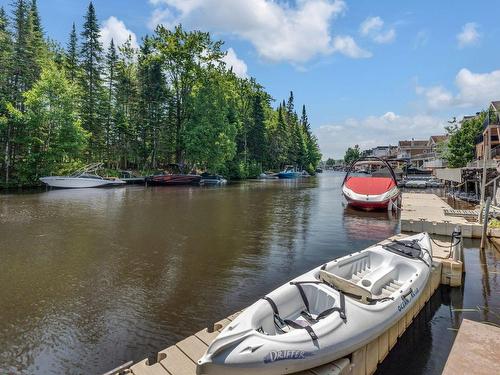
[115,234,459,375]
[400,193,482,238]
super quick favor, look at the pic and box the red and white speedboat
[342,157,400,211]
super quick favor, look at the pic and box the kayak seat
[324,252,385,284]
[259,283,339,336]
[370,262,416,297]
[319,270,373,304]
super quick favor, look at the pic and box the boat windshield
[69,163,104,178]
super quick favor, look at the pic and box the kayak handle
[401,288,413,300]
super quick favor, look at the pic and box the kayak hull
[197,233,432,375]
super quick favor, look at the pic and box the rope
[429,236,461,259]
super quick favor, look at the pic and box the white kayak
[197,232,432,375]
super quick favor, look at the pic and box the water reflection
[0,173,498,375]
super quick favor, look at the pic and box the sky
[2,0,500,159]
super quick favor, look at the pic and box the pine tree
[137,35,167,169]
[104,39,117,164]
[247,91,267,164]
[26,0,44,82]
[0,6,13,184]
[80,1,104,159]
[114,36,138,168]
[276,104,290,168]
[300,105,310,134]
[12,0,30,108]
[0,7,12,100]
[65,23,79,82]
[28,0,42,35]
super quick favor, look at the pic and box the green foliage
[344,145,360,165]
[80,1,104,158]
[445,112,485,167]
[0,2,322,186]
[21,61,88,181]
[184,70,237,171]
[65,23,79,83]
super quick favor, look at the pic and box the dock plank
[194,328,221,346]
[442,319,500,375]
[158,346,196,375]
[176,336,207,364]
[130,359,171,375]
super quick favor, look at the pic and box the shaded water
[0,173,498,375]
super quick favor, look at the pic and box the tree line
[0,1,321,187]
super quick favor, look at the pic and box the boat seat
[319,270,373,304]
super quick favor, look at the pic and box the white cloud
[417,68,500,110]
[315,112,446,158]
[222,48,248,78]
[360,16,383,36]
[148,0,369,63]
[359,16,396,44]
[332,35,372,58]
[455,68,500,106]
[100,16,139,50]
[457,22,480,48]
[416,85,454,110]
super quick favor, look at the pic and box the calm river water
[0,173,498,375]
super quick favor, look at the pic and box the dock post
[451,226,463,262]
[480,197,491,249]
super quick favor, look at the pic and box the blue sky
[2,0,499,158]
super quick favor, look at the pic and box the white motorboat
[197,232,432,375]
[404,180,427,189]
[39,163,126,188]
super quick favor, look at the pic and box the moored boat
[277,166,302,179]
[145,164,201,186]
[39,163,126,188]
[258,172,278,180]
[200,173,227,186]
[197,232,432,374]
[342,157,400,211]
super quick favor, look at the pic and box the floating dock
[112,232,464,375]
[400,193,482,238]
[442,319,500,375]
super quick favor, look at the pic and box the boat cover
[344,176,396,195]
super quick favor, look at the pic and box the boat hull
[277,172,301,179]
[342,181,401,211]
[197,233,432,375]
[39,177,124,188]
[146,174,201,186]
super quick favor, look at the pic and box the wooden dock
[113,233,463,375]
[400,193,482,238]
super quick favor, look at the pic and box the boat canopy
[342,157,398,185]
[344,177,396,195]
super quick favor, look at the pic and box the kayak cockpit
[317,247,421,303]
[255,282,343,337]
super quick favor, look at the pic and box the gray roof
[491,101,500,111]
